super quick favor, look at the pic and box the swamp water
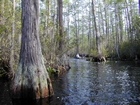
[0,59,140,105]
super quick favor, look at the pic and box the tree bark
[75,12,79,54]
[118,6,123,42]
[114,3,120,58]
[125,0,131,40]
[0,0,4,50]
[73,0,79,55]
[10,0,15,78]
[12,0,53,99]
[57,0,64,52]
[104,3,109,42]
[92,0,101,55]
[88,7,91,55]
[139,0,140,15]
[0,0,4,24]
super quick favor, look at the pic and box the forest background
[0,0,140,77]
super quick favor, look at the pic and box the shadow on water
[1,59,140,105]
[12,99,47,105]
[12,98,56,105]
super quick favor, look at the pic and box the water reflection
[51,59,140,105]
[0,80,12,105]
[12,98,55,105]
[1,59,140,105]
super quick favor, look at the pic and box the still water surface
[1,59,140,105]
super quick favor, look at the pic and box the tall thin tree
[139,0,140,14]
[57,0,64,52]
[10,0,15,78]
[92,0,101,55]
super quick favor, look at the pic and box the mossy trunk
[12,61,53,99]
[11,0,53,99]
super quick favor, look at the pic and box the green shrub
[47,66,56,73]
[119,40,140,59]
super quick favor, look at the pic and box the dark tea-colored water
[1,59,140,105]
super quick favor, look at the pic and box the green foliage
[0,25,6,34]
[0,68,7,77]
[90,47,108,57]
[90,49,98,57]
[119,40,140,59]
[100,47,109,57]
[47,66,56,73]
[132,16,140,40]
[119,41,131,59]
[63,0,69,5]
[0,58,10,78]
[104,0,125,4]
[0,0,21,76]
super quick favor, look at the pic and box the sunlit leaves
[103,0,125,4]
[63,0,69,5]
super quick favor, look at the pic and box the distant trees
[92,0,101,55]
[64,0,139,60]
[0,0,140,77]
[0,0,21,78]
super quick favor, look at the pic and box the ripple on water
[56,60,140,105]
[1,60,140,105]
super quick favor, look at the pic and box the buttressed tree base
[11,0,53,99]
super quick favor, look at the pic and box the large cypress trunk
[12,0,53,99]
